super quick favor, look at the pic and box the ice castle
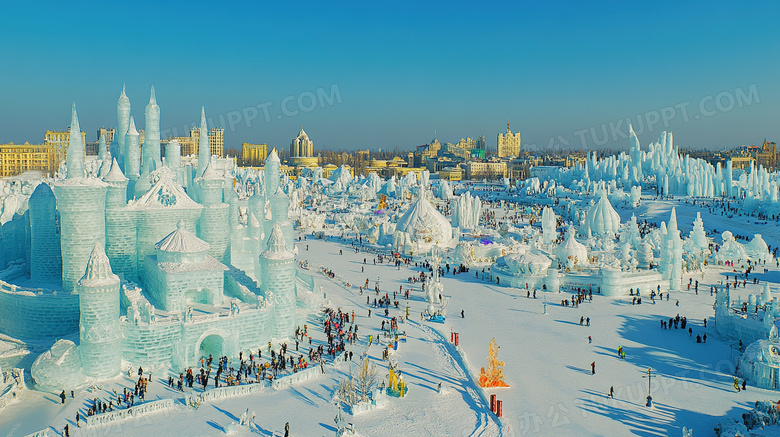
[0,87,308,391]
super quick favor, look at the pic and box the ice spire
[668,207,678,234]
[79,242,116,284]
[66,102,85,179]
[114,85,131,168]
[125,116,140,177]
[98,132,107,162]
[198,107,210,176]
[143,86,161,169]
[265,224,288,254]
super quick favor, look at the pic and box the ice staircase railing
[0,279,61,296]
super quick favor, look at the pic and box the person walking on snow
[608,386,614,398]
[591,361,596,375]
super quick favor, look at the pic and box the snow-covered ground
[1,196,778,437]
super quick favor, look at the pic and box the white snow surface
[3,197,780,436]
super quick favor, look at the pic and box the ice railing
[83,398,176,427]
[0,279,64,297]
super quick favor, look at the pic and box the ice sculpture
[78,243,121,378]
[478,338,509,388]
[30,339,84,391]
[555,227,588,269]
[689,212,709,252]
[541,206,556,244]
[395,193,454,253]
[585,191,620,237]
[659,208,683,291]
[261,225,295,338]
[452,191,481,230]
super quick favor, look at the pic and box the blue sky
[0,1,778,152]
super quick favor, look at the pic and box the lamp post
[643,367,655,407]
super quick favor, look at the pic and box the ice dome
[31,339,85,391]
[585,192,620,237]
[395,194,453,246]
[495,252,551,275]
[555,227,588,267]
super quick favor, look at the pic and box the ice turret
[261,225,295,339]
[77,243,121,378]
[53,111,109,292]
[66,102,85,179]
[198,107,210,176]
[143,86,162,169]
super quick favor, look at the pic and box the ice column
[77,243,121,378]
[143,86,162,169]
[29,183,61,282]
[260,225,295,339]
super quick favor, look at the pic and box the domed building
[289,128,318,167]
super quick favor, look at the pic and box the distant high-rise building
[0,142,59,177]
[97,127,116,145]
[167,127,224,158]
[44,128,86,164]
[242,143,268,166]
[497,122,521,158]
[290,128,314,157]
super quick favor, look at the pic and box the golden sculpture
[479,338,510,388]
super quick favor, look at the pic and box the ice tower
[124,116,141,198]
[113,85,131,169]
[28,183,61,283]
[196,163,230,262]
[103,159,138,280]
[52,105,108,292]
[260,225,295,338]
[143,87,162,169]
[77,243,121,378]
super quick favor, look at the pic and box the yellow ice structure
[479,337,510,388]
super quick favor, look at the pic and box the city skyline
[1,1,778,151]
